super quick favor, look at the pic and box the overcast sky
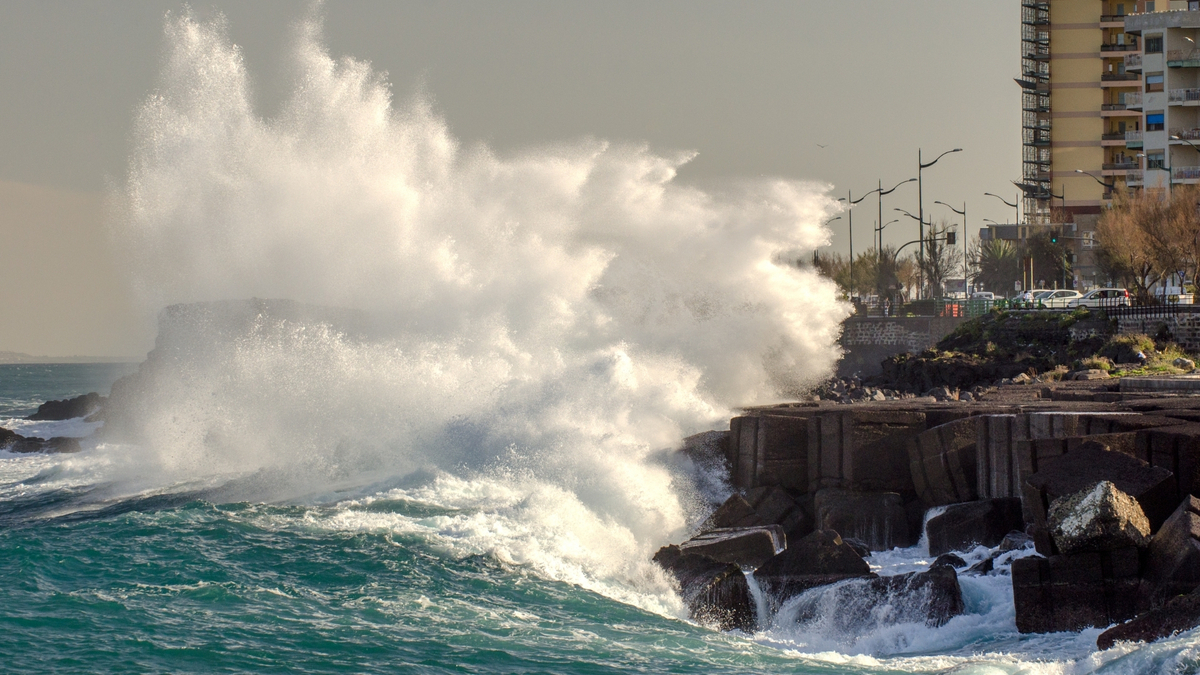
[0,1,1019,357]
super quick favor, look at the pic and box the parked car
[970,291,995,300]
[1038,289,1084,308]
[1067,288,1131,309]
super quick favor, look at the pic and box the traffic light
[946,231,956,245]
[1051,234,1058,243]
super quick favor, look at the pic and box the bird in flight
[816,143,828,148]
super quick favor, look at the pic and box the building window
[1147,74,1164,92]
[1191,1,1199,10]
[1146,35,1163,53]
[1147,1,1156,12]
[1148,152,1166,169]
[1118,3,1126,14]
[1148,113,1165,131]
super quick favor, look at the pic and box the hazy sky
[0,1,1019,357]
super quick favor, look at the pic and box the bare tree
[917,220,956,298]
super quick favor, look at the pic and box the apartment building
[1124,3,1200,194]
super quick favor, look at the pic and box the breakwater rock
[662,385,1200,642]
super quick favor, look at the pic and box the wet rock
[743,486,807,536]
[701,494,764,530]
[1145,495,1200,599]
[25,392,104,421]
[807,410,924,496]
[812,489,913,551]
[678,526,785,568]
[1047,481,1151,555]
[728,414,810,491]
[999,530,1034,552]
[965,555,995,576]
[1097,588,1200,650]
[932,553,967,569]
[0,430,82,454]
[788,566,964,630]
[841,537,871,558]
[1023,441,1177,555]
[652,546,755,632]
[908,417,979,508]
[925,498,1024,556]
[754,529,872,600]
[1012,547,1144,634]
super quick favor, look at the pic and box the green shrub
[1079,356,1113,372]
[1099,334,1156,364]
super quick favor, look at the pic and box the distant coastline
[0,351,138,364]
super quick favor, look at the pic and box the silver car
[1038,289,1083,308]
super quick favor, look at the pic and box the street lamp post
[876,177,917,257]
[935,200,968,297]
[984,192,1020,225]
[819,216,842,269]
[1075,168,1116,191]
[919,148,963,297]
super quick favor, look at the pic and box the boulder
[678,526,784,568]
[841,537,871,558]
[1097,588,1200,650]
[932,553,967,569]
[925,498,1024,556]
[652,546,756,632]
[812,489,913,551]
[701,494,764,530]
[1047,481,1151,555]
[25,392,104,421]
[754,529,872,600]
[1145,495,1200,599]
[728,414,809,491]
[788,566,964,631]
[701,487,806,536]
[1072,369,1111,381]
[1000,530,1034,552]
[965,555,995,576]
[1175,357,1196,371]
[1135,424,1200,501]
[1012,547,1144,633]
[908,417,979,508]
[1023,441,1177,555]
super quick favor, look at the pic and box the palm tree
[974,239,1021,294]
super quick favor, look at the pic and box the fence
[854,297,1200,320]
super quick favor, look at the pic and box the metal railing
[1174,128,1200,140]
[1101,43,1139,52]
[1168,48,1200,65]
[1103,161,1139,170]
[1103,72,1140,82]
[1127,170,1144,185]
[1126,129,1143,143]
[1126,53,1143,70]
[1174,166,1200,181]
[1170,88,1200,104]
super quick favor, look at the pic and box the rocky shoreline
[658,379,1200,648]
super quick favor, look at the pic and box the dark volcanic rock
[1000,530,1034,552]
[908,417,979,507]
[1024,441,1177,555]
[0,429,82,454]
[1012,547,1144,633]
[26,392,104,421]
[1145,495,1200,600]
[1097,589,1200,650]
[925,498,1024,556]
[702,487,806,537]
[652,546,756,632]
[678,526,784,568]
[789,566,965,631]
[1047,481,1150,555]
[702,494,764,530]
[932,553,967,569]
[754,529,873,600]
[812,489,913,551]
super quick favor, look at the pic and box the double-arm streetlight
[874,178,917,255]
[918,148,963,264]
[984,192,1020,225]
[935,200,968,297]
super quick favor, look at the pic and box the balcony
[1170,88,1200,105]
[1127,129,1144,148]
[1101,43,1139,53]
[1168,49,1200,67]
[1173,166,1200,182]
[1103,162,1140,170]
[1126,53,1143,71]
[1125,91,1143,109]
[1127,170,1144,186]
[1173,128,1200,141]
[1101,14,1126,25]
[1102,72,1141,83]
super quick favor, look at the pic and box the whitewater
[2,10,1200,674]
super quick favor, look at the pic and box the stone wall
[838,316,968,377]
[1117,311,1200,352]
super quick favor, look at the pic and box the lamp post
[876,177,917,257]
[935,200,968,297]
[919,148,963,296]
[817,215,842,269]
[984,192,1020,225]
[1074,168,1116,190]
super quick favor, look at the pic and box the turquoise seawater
[3,365,1200,674]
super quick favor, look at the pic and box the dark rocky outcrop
[0,428,82,454]
[1023,441,1177,555]
[1145,495,1200,600]
[925,498,1024,556]
[908,417,979,507]
[1097,588,1200,650]
[1012,547,1144,633]
[678,526,784,568]
[701,487,806,537]
[754,529,873,600]
[1046,481,1151,555]
[652,545,756,632]
[807,410,924,496]
[812,489,913,551]
[25,392,104,421]
[932,553,967,569]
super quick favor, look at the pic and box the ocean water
[2,366,1200,674]
[5,8,1200,673]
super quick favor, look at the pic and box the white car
[1067,288,1131,308]
[970,291,995,300]
[1038,289,1083,308]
